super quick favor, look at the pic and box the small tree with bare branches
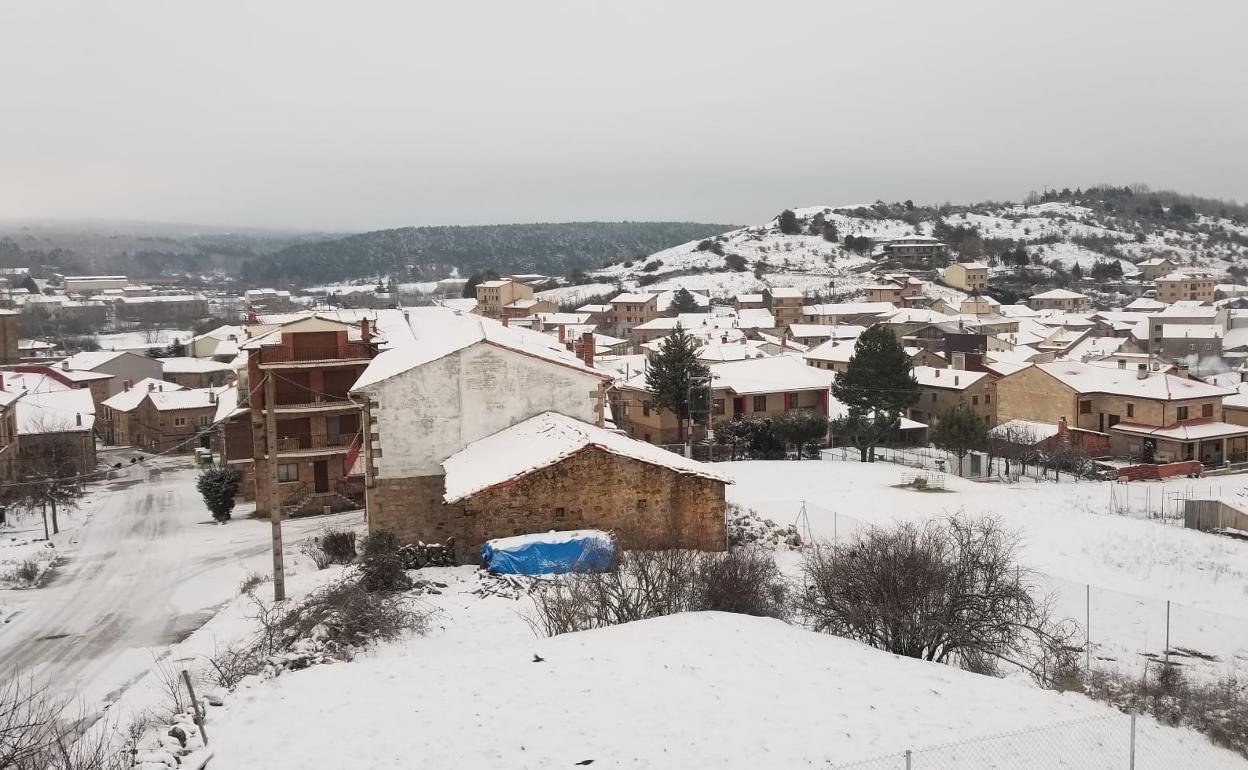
[797,515,1077,684]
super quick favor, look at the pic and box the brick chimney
[247,310,258,324]
[558,324,566,344]
[579,332,594,367]
[502,315,509,327]
[149,382,156,391]
[123,380,131,391]
[781,336,788,349]
[360,318,372,342]
[1057,416,1069,442]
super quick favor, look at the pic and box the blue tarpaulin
[481,530,614,575]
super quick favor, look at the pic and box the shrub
[238,570,268,595]
[318,528,358,565]
[196,466,241,523]
[12,558,40,586]
[358,530,411,592]
[641,259,663,272]
[529,547,786,636]
[797,516,1076,684]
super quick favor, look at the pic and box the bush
[797,516,1076,684]
[311,527,358,566]
[196,466,241,523]
[529,547,786,637]
[12,558,40,586]
[358,530,411,592]
[641,259,663,272]
[238,570,268,595]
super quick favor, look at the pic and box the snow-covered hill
[579,193,1248,303]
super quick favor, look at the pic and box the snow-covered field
[725,460,1248,682]
[96,458,1246,768]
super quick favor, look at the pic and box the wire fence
[754,496,1248,686]
[833,712,1246,768]
[822,445,1057,482]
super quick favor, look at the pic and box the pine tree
[197,466,241,523]
[822,220,839,242]
[831,327,919,462]
[778,209,801,235]
[808,212,826,236]
[669,288,701,314]
[645,326,710,442]
[462,270,501,298]
[772,409,830,459]
[931,403,988,476]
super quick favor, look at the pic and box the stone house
[1137,258,1178,282]
[1155,272,1215,304]
[159,356,235,388]
[909,366,996,427]
[884,236,945,267]
[606,293,660,338]
[351,308,634,561]
[475,279,534,320]
[441,412,729,554]
[124,387,224,453]
[944,262,989,292]
[60,350,163,398]
[501,298,559,322]
[763,287,803,329]
[994,360,1235,458]
[800,302,897,326]
[100,378,182,446]
[864,275,924,306]
[1029,289,1091,312]
[13,388,96,477]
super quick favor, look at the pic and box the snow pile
[130,712,210,769]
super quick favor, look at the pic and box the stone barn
[441,412,730,558]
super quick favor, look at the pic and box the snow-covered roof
[101,378,184,412]
[1160,324,1223,340]
[952,261,989,270]
[710,356,835,395]
[787,324,864,340]
[577,303,611,313]
[214,384,247,424]
[1030,289,1088,300]
[61,350,129,370]
[1156,271,1211,282]
[735,293,763,303]
[1138,257,1176,266]
[735,309,776,329]
[1110,419,1248,441]
[352,307,609,392]
[988,419,1061,442]
[1223,383,1248,410]
[610,292,654,304]
[997,304,1040,318]
[476,280,510,288]
[913,366,987,390]
[158,356,235,374]
[442,411,730,502]
[802,302,897,317]
[1033,361,1233,400]
[15,389,95,434]
[804,339,856,364]
[766,287,803,299]
[148,387,228,411]
[881,309,952,325]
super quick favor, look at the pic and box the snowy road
[0,456,351,711]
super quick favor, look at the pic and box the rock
[135,749,177,767]
[203,687,227,706]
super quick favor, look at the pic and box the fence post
[1128,711,1136,770]
[1085,583,1091,674]
[905,748,912,770]
[1165,600,1171,666]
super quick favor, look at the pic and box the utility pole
[263,373,285,602]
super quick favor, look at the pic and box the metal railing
[275,434,355,452]
[255,342,372,365]
[271,395,357,410]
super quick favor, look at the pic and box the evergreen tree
[772,409,830,459]
[197,466,241,523]
[645,326,710,442]
[1070,263,1083,281]
[669,288,701,314]
[930,403,989,476]
[808,212,826,236]
[462,270,501,298]
[778,209,801,235]
[822,220,839,242]
[831,327,919,462]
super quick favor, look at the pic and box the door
[313,460,329,494]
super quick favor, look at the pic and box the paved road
[0,456,343,709]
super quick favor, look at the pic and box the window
[1176,406,1189,420]
[198,415,210,427]
[636,498,647,511]
[642,401,651,417]
[753,395,767,412]
[1202,403,1214,418]
[277,463,299,482]
[971,395,979,406]
[712,399,725,416]
[785,393,798,410]
[1079,401,1091,415]
[555,507,565,518]
[173,416,186,427]
[985,394,991,405]
[1126,403,1134,418]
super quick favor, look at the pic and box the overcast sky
[2,1,1245,232]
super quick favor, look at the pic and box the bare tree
[3,416,91,537]
[797,515,1077,684]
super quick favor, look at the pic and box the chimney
[934,368,940,378]
[0,373,4,391]
[60,360,69,371]
[360,318,372,341]
[1058,416,1069,440]
[558,324,566,344]
[721,335,728,344]
[1137,363,1148,379]
[124,380,131,391]
[149,382,156,391]
[75,413,82,426]
[579,331,594,367]
[209,390,217,403]
[247,310,258,324]
[228,334,237,342]
[781,336,788,349]
[502,315,509,327]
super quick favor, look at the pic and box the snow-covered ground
[725,460,1248,682]
[0,456,362,714]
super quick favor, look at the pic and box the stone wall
[367,447,727,563]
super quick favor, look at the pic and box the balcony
[272,396,360,415]
[255,342,372,368]
[274,433,356,457]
